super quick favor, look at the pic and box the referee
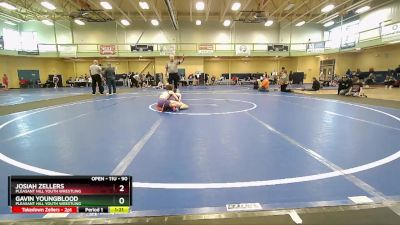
[89,60,104,95]
[166,55,184,90]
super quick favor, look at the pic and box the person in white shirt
[156,84,188,112]
[89,60,104,94]
[52,75,59,89]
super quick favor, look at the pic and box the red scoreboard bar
[8,176,132,214]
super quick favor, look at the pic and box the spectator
[36,79,42,88]
[338,76,352,95]
[53,75,59,89]
[395,65,400,76]
[346,77,366,97]
[2,74,8,90]
[89,60,104,94]
[279,67,290,92]
[384,75,396,89]
[259,77,270,92]
[346,69,352,77]
[188,74,194,85]
[232,76,238,85]
[253,79,259,89]
[311,77,320,91]
[104,63,116,95]
[364,72,375,88]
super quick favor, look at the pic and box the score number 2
[118,185,126,205]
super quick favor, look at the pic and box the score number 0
[118,184,126,205]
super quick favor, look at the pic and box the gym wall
[2,42,400,88]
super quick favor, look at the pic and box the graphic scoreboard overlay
[8,176,132,214]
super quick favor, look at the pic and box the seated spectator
[395,65,400,76]
[36,79,42,88]
[155,81,164,89]
[338,76,352,95]
[304,77,320,91]
[384,75,396,89]
[258,78,270,92]
[210,76,216,85]
[364,72,375,88]
[253,79,259,89]
[188,74,194,85]
[232,76,238,85]
[66,77,74,87]
[346,78,366,97]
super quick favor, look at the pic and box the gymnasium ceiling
[0,0,394,28]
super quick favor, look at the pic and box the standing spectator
[2,74,8,90]
[53,75,59,89]
[122,73,127,87]
[130,73,138,88]
[89,60,104,94]
[279,67,290,92]
[104,63,116,95]
[166,54,184,90]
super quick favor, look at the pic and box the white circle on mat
[148,98,257,115]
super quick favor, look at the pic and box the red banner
[100,45,116,55]
[12,206,78,214]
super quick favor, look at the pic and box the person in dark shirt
[311,77,320,91]
[395,65,400,75]
[338,76,352,95]
[104,63,116,95]
[384,75,396,89]
[303,77,320,91]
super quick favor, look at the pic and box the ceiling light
[151,19,159,26]
[4,21,16,26]
[295,21,305,26]
[139,1,149,10]
[321,4,335,13]
[74,19,85,25]
[41,1,56,10]
[355,6,370,14]
[284,3,295,11]
[223,19,231,27]
[100,1,112,10]
[196,1,205,11]
[121,19,130,26]
[323,21,334,27]
[0,2,17,10]
[264,20,273,26]
[195,19,201,25]
[41,19,54,26]
[231,2,241,11]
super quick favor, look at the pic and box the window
[2,29,38,51]
[3,28,19,50]
[20,31,38,51]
